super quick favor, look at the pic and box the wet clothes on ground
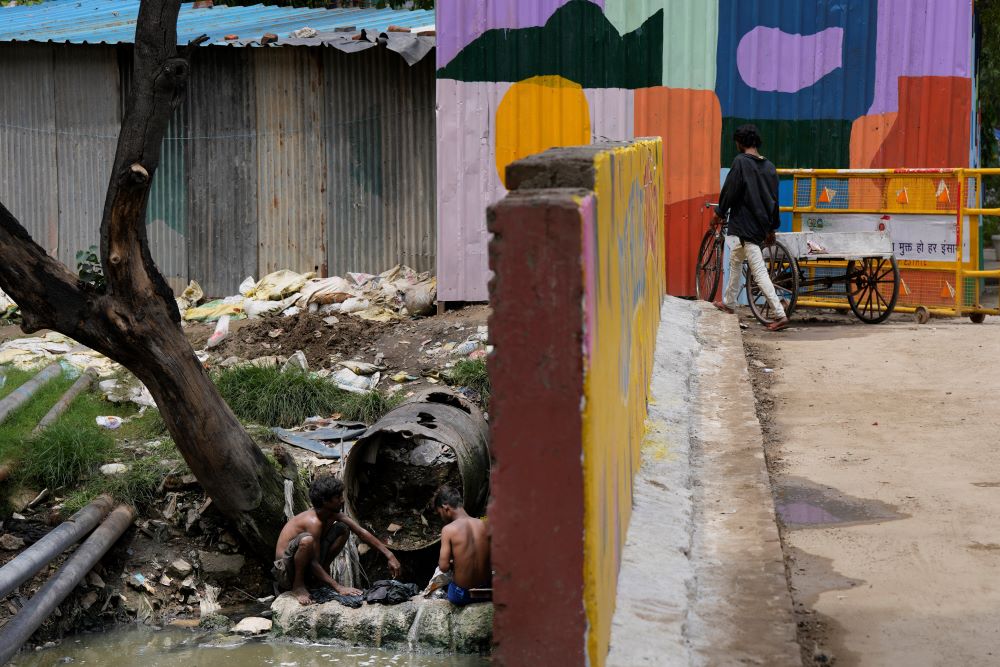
[310,579,420,607]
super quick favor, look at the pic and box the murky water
[773,476,906,529]
[12,627,490,667]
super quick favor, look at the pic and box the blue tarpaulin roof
[0,0,436,47]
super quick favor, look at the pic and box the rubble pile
[177,264,437,324]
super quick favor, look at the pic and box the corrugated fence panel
[52,44,119,268]
[0,43,59,254]
[186,47,259,297]
[379,48,437,274]
[147,102,189,294]
[325,47,384,275]
[324,47,436,277]
[255,48,327,278]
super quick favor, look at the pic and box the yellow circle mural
[495,75,592,188]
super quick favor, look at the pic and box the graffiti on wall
[437,0,974,302]
[578,139,664,665]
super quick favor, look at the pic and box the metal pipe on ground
[0,495,114,599]
[31,367,98,435]
[0,362,62,425]
[0,504,134,665]
[343,389,489,557]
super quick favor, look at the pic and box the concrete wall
[488,139,665,666]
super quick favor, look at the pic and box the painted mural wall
[580,140,665,664]
[487,139,664,666]
[437,0,975,301]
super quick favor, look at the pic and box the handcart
[747,231,900,325]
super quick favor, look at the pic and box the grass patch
[62,457,167,514]
[213,364,404,427]
[120,407,168,441]
[0,366,139,464]
[214,365,350,428]
[337,390,402,424]
[18,422,114,489]
[449,358,490,408]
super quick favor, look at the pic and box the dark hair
[309,475,344,509]
[434,486,463,509]
[733,124,762,149]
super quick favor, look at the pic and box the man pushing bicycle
[713,124,789,332]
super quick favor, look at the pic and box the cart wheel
[746,239,799,325]
[846,256,899,324]
[914,306,931,325]
[970,313,987,324]
[695,229,723,301]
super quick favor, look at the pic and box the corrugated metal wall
[0,43,59,255]
[436,0,976,300]
[0,42,436,296]
[255,48,328,277]
[325,46,437,276]
[185,48,259,297]
[51,46,119,268]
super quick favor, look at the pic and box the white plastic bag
[206,315,230,349]
[238,276,256,297]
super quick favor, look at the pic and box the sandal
[712,301,735,315]
[766,318,789,332]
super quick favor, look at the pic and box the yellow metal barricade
[778,168,1000,321]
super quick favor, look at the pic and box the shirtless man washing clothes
[434,486,491,606]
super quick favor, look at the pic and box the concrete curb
[607,298,798,666]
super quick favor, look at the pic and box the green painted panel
[721,118,854,169]
[436,0,663,89]
[604,0,718,90]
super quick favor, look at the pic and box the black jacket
[717,152,780,245]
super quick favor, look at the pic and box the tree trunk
[0,0,299,561]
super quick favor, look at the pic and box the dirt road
[745,314,1000,666]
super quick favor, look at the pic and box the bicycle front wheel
[695,229,722,301]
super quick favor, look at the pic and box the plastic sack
[206,315,230,349]
[238,276,256,297]
[340,297,370,314]
[332,368,380,394]
[96,416,123,430]
[296,277,356,307]
[183,300,244,322]
[247,270,315,301]
[243,294,297,319]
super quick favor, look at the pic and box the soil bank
[745,314,1000,666]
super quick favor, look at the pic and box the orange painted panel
[634,87,722,205]
[871,76,971,169]
[850,112,898,169]
[634,87,721,296]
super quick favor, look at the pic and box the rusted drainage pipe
[0,362,62,425]
[0,504,134,664]
[0,495,114,599]
[31,367,98,435]
[343,389,489,553]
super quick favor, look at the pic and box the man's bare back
[441,515,490,589]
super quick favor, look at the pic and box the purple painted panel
[436,0,604,68]
[867,0,973,115]
[737,26,843,93]
[436,78,513,302]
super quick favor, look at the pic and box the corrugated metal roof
[0,0,435,47]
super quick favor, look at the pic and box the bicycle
[695,201,799,325]
[694,203,725,301]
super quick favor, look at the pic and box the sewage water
[11,626,490,667]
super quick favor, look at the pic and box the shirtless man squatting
[274,475,402,605]
[434,486,491,606]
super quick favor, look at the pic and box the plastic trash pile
[178,265,437,324]
[0,287,17,322]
